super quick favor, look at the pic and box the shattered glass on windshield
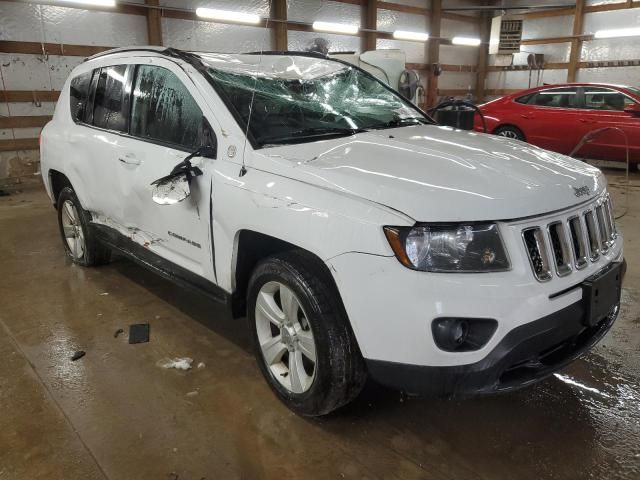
[200,54,429,146]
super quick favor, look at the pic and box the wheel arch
[230,229,343,320]
[48,169,73,207]
[493,123,526,141]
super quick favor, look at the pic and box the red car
[475,83,640,165]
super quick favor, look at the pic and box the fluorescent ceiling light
[452,36,481,46]
[195,7,261,24]
[393,30,430,42]
[54,0,116,6]
[594,27,640,39]
[312,21,359,35]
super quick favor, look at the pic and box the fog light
[432,318,497,352]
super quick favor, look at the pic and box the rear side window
[583,87,636,111]
[69,71,93,123]
[514,93,533,104]
[130,65,203,150]
[530,88,578,108]
[92,65,128,132]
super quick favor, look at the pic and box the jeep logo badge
[573,186,590,197]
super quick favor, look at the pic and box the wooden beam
[487,62,569,71]
[475,11,491,103]
[520,36,575,45]
[1,90,60,103]
[272,0,288,50]
[0,138,39,152]
[364,0,378,52]
[426,0,442,109]
[0,116,51,129]
[523,7,576,19]
[145,0,162,46]
[524,1,640,19]
[567,0,585,82]
[0,40,111,57]
[407,63,476,72]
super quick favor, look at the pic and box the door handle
[118,154,140,165]
[520,114,534,119]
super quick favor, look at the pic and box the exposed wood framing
[439,88,520,97]
[0,139,40,152]
[1,90,60,103]
[0,40,110,57]
[426,0,442,109]
[145,0,162,46]
[408,63,477,73]
[567,0,586,82]
[475,11,491,103]
[524,0,640,19]
[271,0,288,50]
[487,63,569,72]
[364,0,378,52]
[0,116,51,129]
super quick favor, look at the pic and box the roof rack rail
[84,46,178,62]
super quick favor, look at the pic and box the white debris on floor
[157,357,194,370]
[197,362,205,369]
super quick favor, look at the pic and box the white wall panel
[439,71,475,90]
[387,0,428,8]
[377,9,426,32]
[486,69,568,91]
[0,54,84,90]
[441,18,479,38]
[160,0,270,15]
[577,66,640,85]
[520,43,571,63]
[0,2,43,42]
[0,128,42,140]
[440,44,477,65]
[586,0,627,5]
[162,18,271,52]
[288,0,362,25]
[288,30,361,54]
[522,16,572,40]
[0,102,57,117]
[376,39,426,63]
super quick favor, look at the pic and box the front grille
[522,194,617,281]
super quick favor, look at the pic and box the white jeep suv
[41,47,625,416]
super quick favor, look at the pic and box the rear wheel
[494,125,525,141]
[57,187,111,266]
[248,251,367,416]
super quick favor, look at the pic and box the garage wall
[486,0,640,99]
[0,0,484,182]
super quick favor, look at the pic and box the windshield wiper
[258,127,367,145]
[368,117,431,130]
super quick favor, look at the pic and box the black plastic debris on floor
[71,350,86,361]
[114,328,124,338]
[129,323,150,344]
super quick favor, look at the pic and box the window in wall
[69,71,94,123]
[583,87,636,111]
[130,65,203,150]
[92,65,128,132]
[530,88,578,108]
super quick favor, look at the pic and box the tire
[494,125,525,141]
[248,250,367,416]
[57,186,111,266]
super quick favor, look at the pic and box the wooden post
[475,11,491,103]
[567,0,585,82]
[272,0,288,51]
[426,0,442,109]
[364,0,378,52]
[145,0,162,46]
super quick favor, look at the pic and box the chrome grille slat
[522,193,618,281]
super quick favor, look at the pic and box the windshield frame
[195,51,435,150]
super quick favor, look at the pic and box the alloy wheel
[255,281,317,394]
[61,200,85,260]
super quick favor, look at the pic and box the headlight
[383,223,510,272]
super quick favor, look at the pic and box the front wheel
[248,251,367,416]
[56,186,111,266]
[494,125,525,141]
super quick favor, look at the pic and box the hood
[257,125,605,222]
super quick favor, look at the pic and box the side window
[514,93,533,104]
[583,87,636,111]
[130,65,204,150]
[69,71,94,123]
[92,65,128,132]
[530,88,578,108]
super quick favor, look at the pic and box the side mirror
[624,103,640,116]
[151,172,191,205]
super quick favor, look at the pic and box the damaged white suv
[41,47,625,416]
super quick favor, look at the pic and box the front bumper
[366,285,621,397]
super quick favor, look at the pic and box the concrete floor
[1,172,639,480]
